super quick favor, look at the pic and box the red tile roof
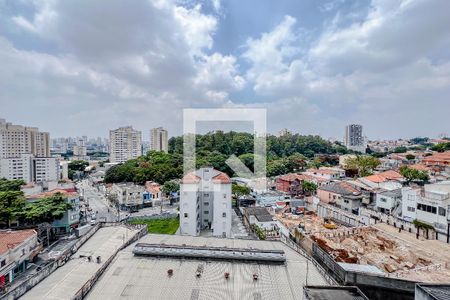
[212,172,231,184]
[0,229,36,255]
[181,172,201,184]
[145,181,161,193]
[363,170,403,183]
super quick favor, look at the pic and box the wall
[0,224,100,300]
[180,182,199,236]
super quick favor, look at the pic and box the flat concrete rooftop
[21,225,139,300]
[86,234,329,300]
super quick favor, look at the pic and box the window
[380,197,387,203]
[184,213,188,218]
[204,211,209,214]
[417,203,437,214]
[1,260,5,267]
[407,206,415,212]
[438,207,446,216]
[223,193,227,198]
[222,212,226,218]
[204,202,209,206]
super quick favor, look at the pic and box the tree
[431,142,450,152]
[400,166,429,184]
[16,193,73,225]
[345,155,380,177]
[162,180,180,196]
[405,154,415,160]
[393,146,408,153]
[232,183,251,199]
[302,181,318,196]
[0,179,26,227]
[68,160,89,180]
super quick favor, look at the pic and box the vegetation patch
[129,217,180,234]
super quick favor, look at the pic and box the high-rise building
[0,118,50,158]
[73,138,87,160]
[344,124,366,153]
[109,126,142,163]
[0,154,60,183]
[180,167,232,237]
[150,127,168,153]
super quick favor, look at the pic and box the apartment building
[0,118,50,158]
[109,126,142,163]
[150,127,168,153]
[0,154,60,183]
[180,167,232,237]
[344,124,366,153]
[402,182,450,231]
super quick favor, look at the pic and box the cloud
[0,0,244,137]
[241,0,450,138]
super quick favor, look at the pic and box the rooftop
[26,188,78,199]
[416,284,450,300]
[86,234,329,300]
[363,170,403,183]
[243,207,274,222]
[304,286,368,300]
[318,181,362,197]
[0,229,36,255]
[181,168,231,184]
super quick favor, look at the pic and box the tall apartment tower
[180,167,232,237]
[0,118,50,158]
[150,127,168,153]
[109,126,142,163]
[344,124,366,153]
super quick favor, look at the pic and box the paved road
[76,180,118,222]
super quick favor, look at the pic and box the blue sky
[0,0,449,140]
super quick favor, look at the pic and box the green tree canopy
[162,180,180,196]
[16,193,73,225]
[345,155,380,177]
[400,166,429,183]
[302,181,318,195]
[232,183,251,199]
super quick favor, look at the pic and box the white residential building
[0,154,60,183]
[402,182,450,231]
[0,118,50,158]
[375,189,402,215]
[150,127,168,153]
[344,124,366,153]
[180,167,232,237]
[109,126,142,163]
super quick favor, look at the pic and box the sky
[0,0,449,141]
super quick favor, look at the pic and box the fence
[359,207,450,243]
[71,226,147,300]
[0,224,101,300]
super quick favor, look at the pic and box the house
[401,181,450,232]
[255,191,290,207]
[375,188,402,215]
[275,173,326,196]
[110,183,145,211]
[242,207,276,230]
[304,168,342,180]
[143,181,162,207]
[89,170,105,185]
[26,189,80,234]
[0,229,41,286]
[422,151,450,170]
[359,170,404,191]
[317,182,364,214]
[180,167,232,237]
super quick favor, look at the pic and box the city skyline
[1,0,449,139]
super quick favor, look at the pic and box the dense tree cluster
[104,131,351,185]
[0,178,71,228]
[431,142,450,152]
[399,166,429,183]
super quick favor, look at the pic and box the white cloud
[0,0,246,137]
[241,0,450,138]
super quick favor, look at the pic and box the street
[76,180,118,222]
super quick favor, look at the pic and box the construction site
[310,225,450,282]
